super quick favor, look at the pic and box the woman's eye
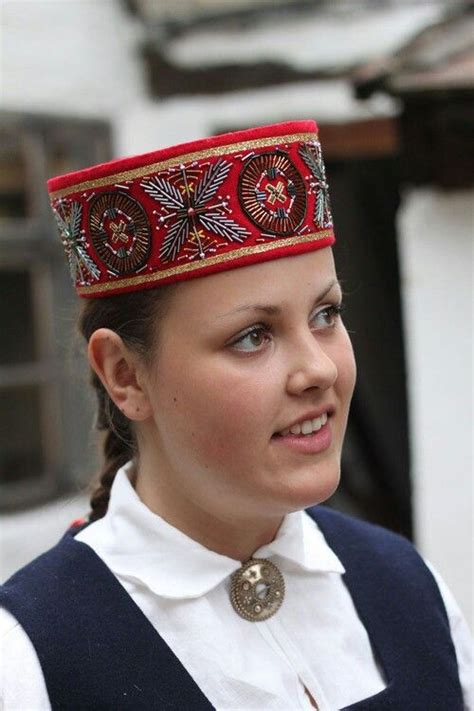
[230,326,271,352]
[311,303,345,330]
[229,303,344,352]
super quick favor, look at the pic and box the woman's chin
[273,462,341,512]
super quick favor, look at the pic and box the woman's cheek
[183,363,273,453]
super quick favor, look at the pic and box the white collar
[87,459,345,600]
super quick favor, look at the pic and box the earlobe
[87,328,152,422]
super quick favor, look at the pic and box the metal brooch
[230,558,285,622]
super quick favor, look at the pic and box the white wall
[1,0,399,145]
[1,0,471,628]
[398,188,473,628]
[1,0,144,117]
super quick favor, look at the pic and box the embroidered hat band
[47,120,334,298]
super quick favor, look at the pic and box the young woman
[0,121,471,710]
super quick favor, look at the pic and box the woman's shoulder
[305,505,450,614]
[0,606,51,709]
[0,528,104,635]
[305,503,417,555]
[1,526,98,589]
[0,529,114,709]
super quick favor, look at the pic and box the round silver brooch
[230,558,285,622]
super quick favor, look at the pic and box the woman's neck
[131,461,284,563]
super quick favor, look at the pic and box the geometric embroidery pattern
[51,199,101,285]
[238,151,306,235]
[88,192,152,275]
[141,159,251,264]
[299,141,333,229]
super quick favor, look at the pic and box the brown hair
[77,285,178,522]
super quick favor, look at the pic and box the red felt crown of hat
[47,119,335,298]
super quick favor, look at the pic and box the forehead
[169,248,337,319]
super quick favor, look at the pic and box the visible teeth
[278,412,329,437]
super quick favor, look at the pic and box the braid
[87,371,137,522]
[76,286,177,522]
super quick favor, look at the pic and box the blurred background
[0,0,472,628]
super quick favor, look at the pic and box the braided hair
[77,285,177,522]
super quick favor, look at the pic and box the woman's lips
[271,419,332,454]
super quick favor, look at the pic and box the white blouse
[1,459,472,710]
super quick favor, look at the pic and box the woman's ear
[87,328,153,421]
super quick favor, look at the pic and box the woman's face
[142,247,356,521]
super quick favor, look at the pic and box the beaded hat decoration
[47,120,334,298]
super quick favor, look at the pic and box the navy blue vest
[0,505,463,710]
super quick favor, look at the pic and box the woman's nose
[285,332,338,395]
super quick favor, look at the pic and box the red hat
[47,120,334,298]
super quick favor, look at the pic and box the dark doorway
[326,156,412,539]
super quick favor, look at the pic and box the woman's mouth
[271,412,332,453]
[276,412,328,437]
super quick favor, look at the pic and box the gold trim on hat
[49,131,318,200]
[76,229,333,296]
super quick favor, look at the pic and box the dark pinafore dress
[0,505,464,710]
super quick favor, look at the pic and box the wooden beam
[141,44,349,98]
[318,118,400,159]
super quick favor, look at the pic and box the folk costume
[0,121,472,710]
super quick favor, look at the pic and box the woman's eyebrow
[216,278,340,319]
